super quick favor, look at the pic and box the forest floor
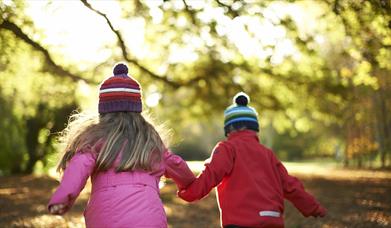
[0,162,390,228]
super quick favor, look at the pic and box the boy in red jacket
[178,92,326,228]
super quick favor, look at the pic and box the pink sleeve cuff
[164,150,196,190]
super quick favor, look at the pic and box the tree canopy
[0,0,390,174]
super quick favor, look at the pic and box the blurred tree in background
[0,0,390,174]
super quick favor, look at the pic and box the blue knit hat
[224,92,259,136]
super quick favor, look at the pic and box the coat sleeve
[274,155,322,217]
[178,142,235,202]
[164,150,196,190]
[48,151,96,213]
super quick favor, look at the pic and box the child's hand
[313,205,326,217]
[49,204,67,215]
[177,189,185,198]
[177,189,196,202]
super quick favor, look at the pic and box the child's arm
[274,155,326,217]
[178,142,235,202]
[164,150,196,190]
[48,151,96,215]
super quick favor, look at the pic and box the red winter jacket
[179,130,324,228]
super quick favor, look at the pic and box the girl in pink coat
[48,63,195,228]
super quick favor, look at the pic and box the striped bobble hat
[224,92,259,136]
[98,63,142,113]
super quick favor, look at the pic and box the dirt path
[0,170,390,228]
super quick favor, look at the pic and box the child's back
[216,130,285,227]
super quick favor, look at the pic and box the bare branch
[0,19,95,83]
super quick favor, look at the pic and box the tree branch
[80,0,182,88]
[182,0,199,25]
[80,0,129,59]
[215,0,240,18]
[0,19,94,83]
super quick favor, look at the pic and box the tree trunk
[377,89,389,168]
[24,118,42,174]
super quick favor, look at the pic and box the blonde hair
[57,111,168,173]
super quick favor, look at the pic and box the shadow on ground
[0,170,390,227]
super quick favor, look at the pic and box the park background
[0,0,390,227]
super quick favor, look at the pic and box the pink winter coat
[48,149,195,228]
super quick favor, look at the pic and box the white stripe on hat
[259,211,281,217]
[100,88,140,94]
[224,108,257,116]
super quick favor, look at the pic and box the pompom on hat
[98,63,142,113]
[224,92,259,136]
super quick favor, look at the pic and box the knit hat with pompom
[98,63,142,113]
[224,92,259,136]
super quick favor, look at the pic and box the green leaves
[1,0,390,172]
